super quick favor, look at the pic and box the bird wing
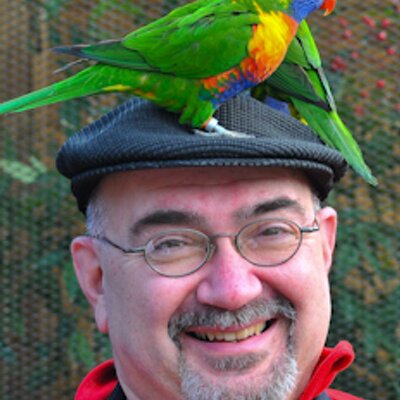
[55,1,260,79]
[265,20,334,109]
[261,20,377,185]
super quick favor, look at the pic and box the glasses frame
[90,218,320,278]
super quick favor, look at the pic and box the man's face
[72,167,337,400]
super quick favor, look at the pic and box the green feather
[254,20,377,185]
[0,64,210,127]
[0,0,260,117]
[121,8,258,78]
[57,11,257,79]
[263,64,328,109]
[293,19,321,68]
[292,99,376,185]
[0,66,111,113]
[55,40,160,72]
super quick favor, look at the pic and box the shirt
[75,341,364,400]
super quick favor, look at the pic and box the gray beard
[168,298,298,400]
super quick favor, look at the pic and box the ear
[71,236,109,333]
[317,206,338,272]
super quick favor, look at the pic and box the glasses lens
[146,230,209,276]
[238,219,301,266]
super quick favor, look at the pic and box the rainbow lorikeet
[252,20,377,185]
[0,0,336,136]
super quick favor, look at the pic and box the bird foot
[193,117,254,138]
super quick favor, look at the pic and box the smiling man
[57,95,364,399]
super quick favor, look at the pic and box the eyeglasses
[91,218,319,278]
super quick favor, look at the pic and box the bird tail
[292,98,377,185]
[0,65,118,115]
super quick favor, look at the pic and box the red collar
[75,359,117,400]
[300,341,357,400]
[75,341,357,400]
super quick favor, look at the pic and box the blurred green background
[0,0,398,399]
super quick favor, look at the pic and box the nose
[196,238,263,310]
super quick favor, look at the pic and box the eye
[242,220,299,250]
[151,235,190,254]
[259,224,293,238]
[147,231,206,262]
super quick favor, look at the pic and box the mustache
[168,297,296,343]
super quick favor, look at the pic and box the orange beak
[320,0,336,15]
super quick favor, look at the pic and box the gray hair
[312,192,322,212]
[85,187,107,237]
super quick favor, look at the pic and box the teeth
[207,333,215,341]
[193,322,267,342]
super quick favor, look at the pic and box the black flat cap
[56,94,347,213]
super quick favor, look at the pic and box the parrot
[252,20,377,185]
[0,0,336,137]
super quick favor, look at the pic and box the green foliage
[91,0,145,22]
[0,135,110,397]
[0,156,47,183]
[69,331,96,368]
[323,12,399,393]
[41,0,73,20]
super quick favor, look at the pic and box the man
[56,94,363,399]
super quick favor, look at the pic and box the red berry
[363,16,376,28]
[360,90,370,99]
[338,17,350,27]
[387,46,396,55]
[354,105,364,116]
[376,80,385,89]
[343,29,352,39]
[351,51,360,60]
[377,31,388,41]
[330,56,347,72]
[381,18,392,28]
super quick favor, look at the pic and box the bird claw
[193,117,254,138]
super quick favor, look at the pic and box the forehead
[96,167,314,223]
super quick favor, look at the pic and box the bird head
[320,0,336,15]
[290,0,337,22]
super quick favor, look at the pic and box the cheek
[104,259,196,336]
[264,248,332,358]
[284,249,331,342]
[258,243,331,315]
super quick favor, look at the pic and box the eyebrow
[130,210,203,235]
[130,197,305,236]
[235,197,306,220]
